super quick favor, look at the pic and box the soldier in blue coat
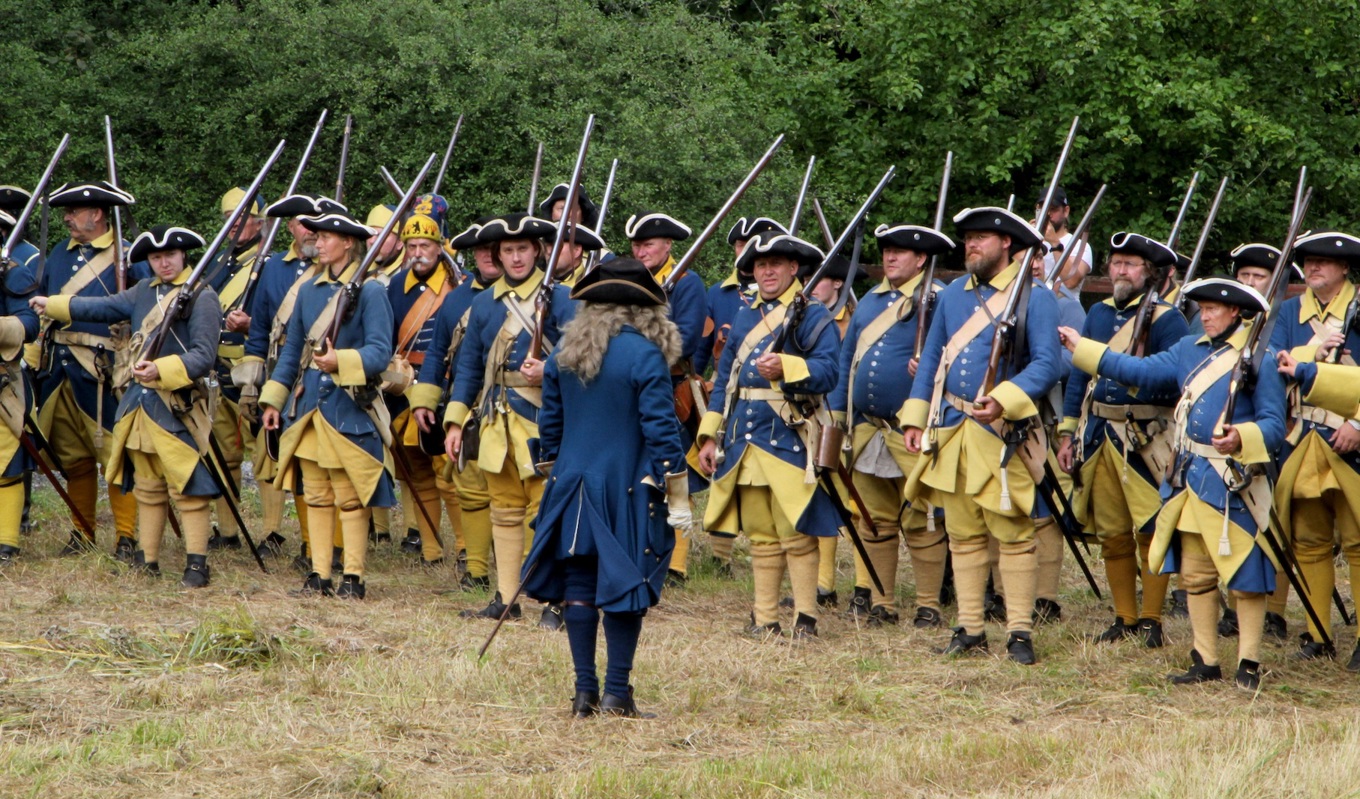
[1269,231,1360,665]
[828,223,954,627]
[1058,233,1189,647]
[901,207,1062,665]
[36,181,150,558]
[260,210,396,599]
[35,225,222,586]
[697,232,842,638]
[625,211,710,586]
[0,252,40,565]
[1061,277,1287,690]
[442,213,576,626]
[522,258,686,718]
[411,218,501,590]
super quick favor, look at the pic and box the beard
[1112,278,1141,305]
[300,242,320,259]
[965,250,1002,279]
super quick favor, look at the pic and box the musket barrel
[811,197,834,249]
[431,114,464,198]
[335,114,353,203]
[3,134,69,263]
[802,165,896,297]
[1180,175,1229,292]
[543,114,597,292]
[788,155,816,236]
[527,142,544,215]
[1166,170,1201,251]
[1045,182,1107,287]
[933,152,953,230]
[187,140,287,290]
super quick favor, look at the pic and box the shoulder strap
[58,247,117,297]
[923,289,1009,432]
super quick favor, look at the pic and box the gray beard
[1112,280,1140,305]
[300,243,320,259]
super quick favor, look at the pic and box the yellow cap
[402,214,441,242]
[367,204,395,229]
[221,187,264,217]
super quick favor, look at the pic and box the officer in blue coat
[36,180,149,558]
[0,249,39,565]
[522,257,686,719]
[1058,233,1189,647]
[901,206,1062,665]
[697,232,842,638]
[260,210,396,599]
[35,225,222,586]
[1061,277,1287,690]
[828,222,954,627]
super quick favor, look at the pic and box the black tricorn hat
[1230,243,1282,273]
[569,257,666,307]
[448,214,499,250]
[1293,231,1360,264]
[0,185,32,213]
[799,253,851,283]
[952,207,1042,251]
[128,225,207,262]
[538,183,600,229]
[478,213,556,244]
[1182,277,1269,317]
[873,223,955,255]
[1109,232,1178,269]
[560,225,606,252]
[48,180,135,208]
[727,216,788,245]
[734,232,825,274]
[624,211,691,242]
[299,211,374,239]
[0,210,16,230]
[266,193,347,219]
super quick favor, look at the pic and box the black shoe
[1294,633,1336,660]
[571,690,599,719]
[181,554,211,589]
[1032,598,1062,625]
[261,532,286,557]
[845,587,871,620]
[1168,589,1189,619]
[937,626,988,656]
[113,536,136,564]
[1263,611,1288,642]
[1169,649,1223,684]
[745,615,782,638]
[458,573,491,592]
[1093,619,1137,643]
[462,592,520,620]
[291,545,311,575]
[1236,658,1262,690]
[984,592,1007,623]
[296,572,334,597]
[335,574,366,600]
[1138,618,1165,649]
[817,588,839,608]
[792,612,818,639]
[132,550,160,577]
[208,527,242,550]
[539,603,565,631]
[912,606,944,629]
[1218,608,1240,637]
[400,530,422,553]
[665,569,687,589]
[1347,641,1360,673]
[1006,631,1037,665]
[599,688,656,719]
[0,544,17,567]
[867,605,900,627]
[60,530,95,557]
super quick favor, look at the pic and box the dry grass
[4,478,1360,798]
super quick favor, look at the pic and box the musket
[0,384,92,534]
[1174,176,1231,314]
[1166,170,1201,254]
[104,116,129,292]
[4,134,70,282]
[978,116,1080,399]
[811,197,834,250]
[531,115,595,360]
[205,433,267,573]
[527,142,544,215]
[788,156,816,236]
[430,114,464,198]
[582,158,619,275]
[334,114,353,204]
[913,151,953,361]
[659,134,786,295]
[1005,194,1016,212]
[232,108,329,316]
[1043,183,1107,290]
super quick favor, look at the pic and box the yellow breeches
[1074,438,1164,536]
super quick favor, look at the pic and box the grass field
[4,476,1360,799]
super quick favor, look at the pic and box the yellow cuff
[1289,344,1320,363]
[444,401,471,429]
[831,410,847,426]
[46,295,73,324]
[238,354,265,366]
[150,355,192,391]
[1234,422,1270,464]
[1304,363,1360,418]
[408,382,444,410]
[1056,416,1079,436]
[775,354,810,386]
[259,380,290,410]
[698,410,724,442]
[1072,339,1109,375]
[335,349,368,387]
[0,317,24,360]
[23,341,41,370]
[990,380,1039,421]
[898,397,931,430]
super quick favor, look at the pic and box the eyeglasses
[1108,259,1147,271]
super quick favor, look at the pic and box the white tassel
[999,463,1013,512]
[1218,510,1233,557]
[925,501,936,532]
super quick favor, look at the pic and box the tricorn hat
[1293,231,1360,264]
[538,183,600,229]
[874,223,955,255]
[299,211,374,240]
[0,185,32,213]
[953,207,1042,251]
[727,216,788,245]
[128,224,207,263]
[478,213,556,244]
[0,209,17,230]
[266,193,347,219]
[799,253,852,283]
[1182,277,1269,317]
[48,180,135,209]
[449,214,498,250]
[624,211,691,242]
[569,257,666,307]
[734,232,825,274]
[1109,232,1177,269]
[1229,243,1281,273]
